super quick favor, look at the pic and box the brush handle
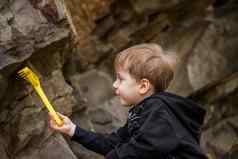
[34,85,64,126]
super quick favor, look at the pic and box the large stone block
[69,69,114,107]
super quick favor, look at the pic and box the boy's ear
[139,78,152,94]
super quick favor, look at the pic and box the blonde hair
[114,43,178,91]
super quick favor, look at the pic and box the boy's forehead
[115,65,126,73]
[115,68,130,76]
[116,69,126,75]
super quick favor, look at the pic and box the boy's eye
[116,74,121,80]
[115,73,124,81]
[118,76,123,81]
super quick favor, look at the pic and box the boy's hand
[48,112,76,137]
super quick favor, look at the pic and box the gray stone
[15,134,77,159]
[201,116,238,158]
[166,21,209,96]
[187,23,229,90]
[90,97,129,133]
[89,107,113,125]
[53,0,67,21]
[99,96,129,127]
[15,107,45,153]
[0,0,237,159]
[189,72,238,104]
[0,134,9,159]
[0,0,69,71]
[224,144,238,159]
[69,141,103,159]
[44,70,73,100]
[0,0,8,10]
[69,69,114,107]
[0,73,8,101]
[69,110,104,159]
[10,0,47,35]
[53,94,77,115]
[39,134,77,159]
[73,38,112,70]
[129,0,180,14]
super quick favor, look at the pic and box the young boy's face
[113,68,142,106]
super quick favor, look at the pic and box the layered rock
[0,0,77,158]
[0,0,238,159]
[64,0,238,158]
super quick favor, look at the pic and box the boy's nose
[113,80,120,89]
[113,81,117,88]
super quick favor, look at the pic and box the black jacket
[71,91,208,159]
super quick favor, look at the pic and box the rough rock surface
[0,0,238,159]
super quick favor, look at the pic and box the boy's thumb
[48,112,54,118]
[57,112,67,119]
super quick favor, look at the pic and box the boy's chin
[120,99,133,107]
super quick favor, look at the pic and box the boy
[49,43,208,159]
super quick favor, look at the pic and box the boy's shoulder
[140,91,175,108]
[140,91,206,118]
[137,93,167,114]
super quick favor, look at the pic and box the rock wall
[190,72,238,158]
[0,0,79,158]
[0,0,238,159]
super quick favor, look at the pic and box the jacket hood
[152,91,206,142]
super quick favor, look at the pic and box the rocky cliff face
[0,0,238,159]
[0,0,78,159]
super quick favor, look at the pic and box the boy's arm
[105,106,179,159]
[49,112,129,156]
[71,122,129,156]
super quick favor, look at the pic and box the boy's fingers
[48,112,66,122]
[49,118,55,126]
[48,112,55,119]
[57,113,69,122]
[57,112,66,118]
[50,119,61,130]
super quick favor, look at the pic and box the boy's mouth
[114,90,119,96]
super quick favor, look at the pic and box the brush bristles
[18,67,40,87]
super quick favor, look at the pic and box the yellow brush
[18,67,63,126]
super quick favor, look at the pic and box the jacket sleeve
[105,105,180,159]
[71,122,129,155]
